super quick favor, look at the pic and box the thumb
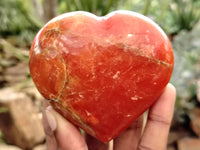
[43,101,88,150]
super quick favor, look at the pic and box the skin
[42,83,176,150]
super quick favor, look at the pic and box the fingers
[43,101,109,150]
[138,83,176,150]
[43,101,88,150]
[85,134,110,150]
[42,83,175,150]
[42,101,57,150]
[113,115,144,150]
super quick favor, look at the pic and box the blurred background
[0,0,200,149]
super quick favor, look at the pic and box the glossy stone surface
[29,11,174,142]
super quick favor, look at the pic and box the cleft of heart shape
[29,10,174,142]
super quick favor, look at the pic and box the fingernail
[45,106,57,131]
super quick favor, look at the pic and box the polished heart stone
[29,10,174,142]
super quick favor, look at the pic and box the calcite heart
[29,10,174,142]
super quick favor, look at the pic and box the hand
[42,83,176,150]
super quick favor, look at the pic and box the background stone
[0,88,45,149]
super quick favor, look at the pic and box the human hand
[42,83,176,150]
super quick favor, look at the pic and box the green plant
[0,130,5,143]
[171,21,200,118]
[122,0,200,35]
[58,0,125,16]
[0,0,42,46]
[169,0,200,34]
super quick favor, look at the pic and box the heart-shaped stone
[29,10,174,142]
